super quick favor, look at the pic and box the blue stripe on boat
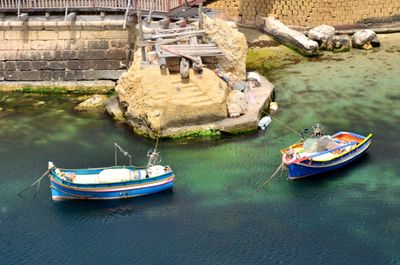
[287,133,372,180]
[49,165,174,201]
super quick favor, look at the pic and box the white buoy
[258,116,272,131]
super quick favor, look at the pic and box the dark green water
[1,41,400,264]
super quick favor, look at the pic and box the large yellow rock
[202,14,248,82]
[116,58,229,138]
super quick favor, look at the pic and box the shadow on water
[289,153,371,188]
[53,189,175,218]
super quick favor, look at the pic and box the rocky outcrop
[105,96,125,121]
[255,16,319,56]
[202,14,248,82]
[74,94,108,111]
[352,29,380,50]
[308,25,335,51]
[227,90,247,118]
[308,25,335,43]
[333,35,352,52]
[116,54,229,138]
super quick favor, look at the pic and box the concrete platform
[162,73,274,138]
[215,74,274,134]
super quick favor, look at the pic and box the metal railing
[0,0,195,12]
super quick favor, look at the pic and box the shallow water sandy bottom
[0,34,399,264]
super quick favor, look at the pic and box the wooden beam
[150,30,205,40]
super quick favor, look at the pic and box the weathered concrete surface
[214,75,274,134]
[161,74,274,137]
[255,16,319,57]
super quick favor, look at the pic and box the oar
[17,169,49,197]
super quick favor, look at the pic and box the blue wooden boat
[48,164,174,201]
[280,131,372,180]
[48,144,174,201]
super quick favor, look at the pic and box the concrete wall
[0,19,135,84]
[207,0,400,27]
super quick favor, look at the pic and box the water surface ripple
[1,39,400,264]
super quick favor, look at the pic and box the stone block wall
[207,0,400,27]
[0,20,135,83]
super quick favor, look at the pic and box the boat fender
[258,116,272,131]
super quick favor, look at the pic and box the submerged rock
[227,90,247,118]
[74,94,108,111]
[104,96,124,121]
[352,29,380,49]
[202,14,248,82]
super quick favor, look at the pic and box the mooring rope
[18,169,49,197]
[260,109,303,138]
[261,162,285,188]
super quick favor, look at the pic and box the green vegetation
[167,129,222,139]
[0,85,113,95]
[246,46,304,79]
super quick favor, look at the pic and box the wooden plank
[150,30,205,39]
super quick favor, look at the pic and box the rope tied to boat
[260,109,303,138]
[114,143,132,166]
[261,162,285,188]
[17,169,50,197]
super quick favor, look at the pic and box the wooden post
[123,0,131,29]
[180,57,189,79]
[198,2,203,30]
[17,0,20,18]
[137,2,148,63]
[64,4,68,21]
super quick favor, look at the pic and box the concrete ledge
[161,74,274,138]
[0,20,131,31]
[0,80,115,93]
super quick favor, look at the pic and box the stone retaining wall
[207,0,400,27]
[0,20,135,83]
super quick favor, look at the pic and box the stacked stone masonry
[207,0,400,26]
[0,20,135,82]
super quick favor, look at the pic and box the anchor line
[260,109,303,138]
[261,162,285,188]
[18,169,49,197]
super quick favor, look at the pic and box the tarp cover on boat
[303,136,340,152]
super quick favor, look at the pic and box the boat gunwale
[50,174,174,193]
[49,165,174,190]
[280,132,372,163]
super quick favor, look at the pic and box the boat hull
[287,133,372,180]
[49,167,174,201]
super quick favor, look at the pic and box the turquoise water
[1,40,400,264]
